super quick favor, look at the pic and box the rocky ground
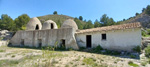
[140,37,150,67]
[0,45,141,67]
[0,30,13,47]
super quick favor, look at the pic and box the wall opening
[86,35,91,48]
[102,34,106,40]
[51,23,54,29]
[61,39,65,47]
[21,39,24,46]
[35,24,39,30]
[38,39,42,48]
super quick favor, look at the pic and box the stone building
[10,17,142,51]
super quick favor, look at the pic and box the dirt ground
[0,46,141,67]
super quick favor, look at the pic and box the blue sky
[0,0,150,22]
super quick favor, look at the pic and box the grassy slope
[37,14,86,25]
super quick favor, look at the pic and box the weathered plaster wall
[10,28,79,50]
[75,28,141,52]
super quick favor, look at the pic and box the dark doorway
[86,35,91,48]
[61,39,65,47]
[51,23,54,29]
[21,39,24,46]
[38,39,42,48]
[35,25,39,30]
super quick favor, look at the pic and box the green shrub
[79,47,86,51]
[0,37,3,40]
[111,51,121,55]
[11,55,15,58]
[128,61,139,67]
[0,59,19,66]
[146,5,150,15]
[92,45,103,53]
[130,55,136,58]
[82,58,98,67]
[141,61,147,66]
[128,61,133,64]
[147,29,150,35]
[132,46,141,53]
[145,45,150,58]
[142,30,147,37]
[0,50,5,52]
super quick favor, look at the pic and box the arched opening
[51,23,54,29]
[35,24,39,30]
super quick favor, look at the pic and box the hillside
[120,12,150,28]
[37,14,86,25]
[37,14,73,23]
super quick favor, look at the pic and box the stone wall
[10,28,79,50]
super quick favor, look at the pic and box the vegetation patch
[132,46,141,53]
[130,55,136,58]
[82,57,98,67]
[0,59,20,67]
[128,61,139,67]
[0,49,5,52]
[91,45,103,53]
[145,45,150,58]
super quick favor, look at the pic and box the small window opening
[35,24,39,30]
[61,39,65,47]
[102,34,106,40]
[38,39,42,48]
[21,39,24,46]
[51,23,54,29]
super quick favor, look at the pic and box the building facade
[10,17,141,52]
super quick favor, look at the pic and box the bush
[142,30,147,37]
[141,61,147,66]
[11,55,15,58]
[145,45,150,58]
[79,47,86,51]
[147,29,150,35]
[128,61,139,67]
[132,46,141,53]
[92,45,103,53]
[128,61,133,64]
[0,50,5,52]
[111,51,121,55]
[146,5,150,15]
[130,55,136,58]
[82,58,98,67]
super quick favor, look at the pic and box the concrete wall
[75,28,141,52]
[10,28,79,50]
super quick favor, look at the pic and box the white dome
[61,19,78,30]
[26,17,42,30]
[42,20,58,29]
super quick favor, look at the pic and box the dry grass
[0,46,141,67]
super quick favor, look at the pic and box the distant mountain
[120,12,150,28]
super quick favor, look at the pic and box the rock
[0,30,8,35]
[0,30,13,41]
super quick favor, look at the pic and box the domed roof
[26,17,42,30]
[42,20,58,30]
[61,19,78,30]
